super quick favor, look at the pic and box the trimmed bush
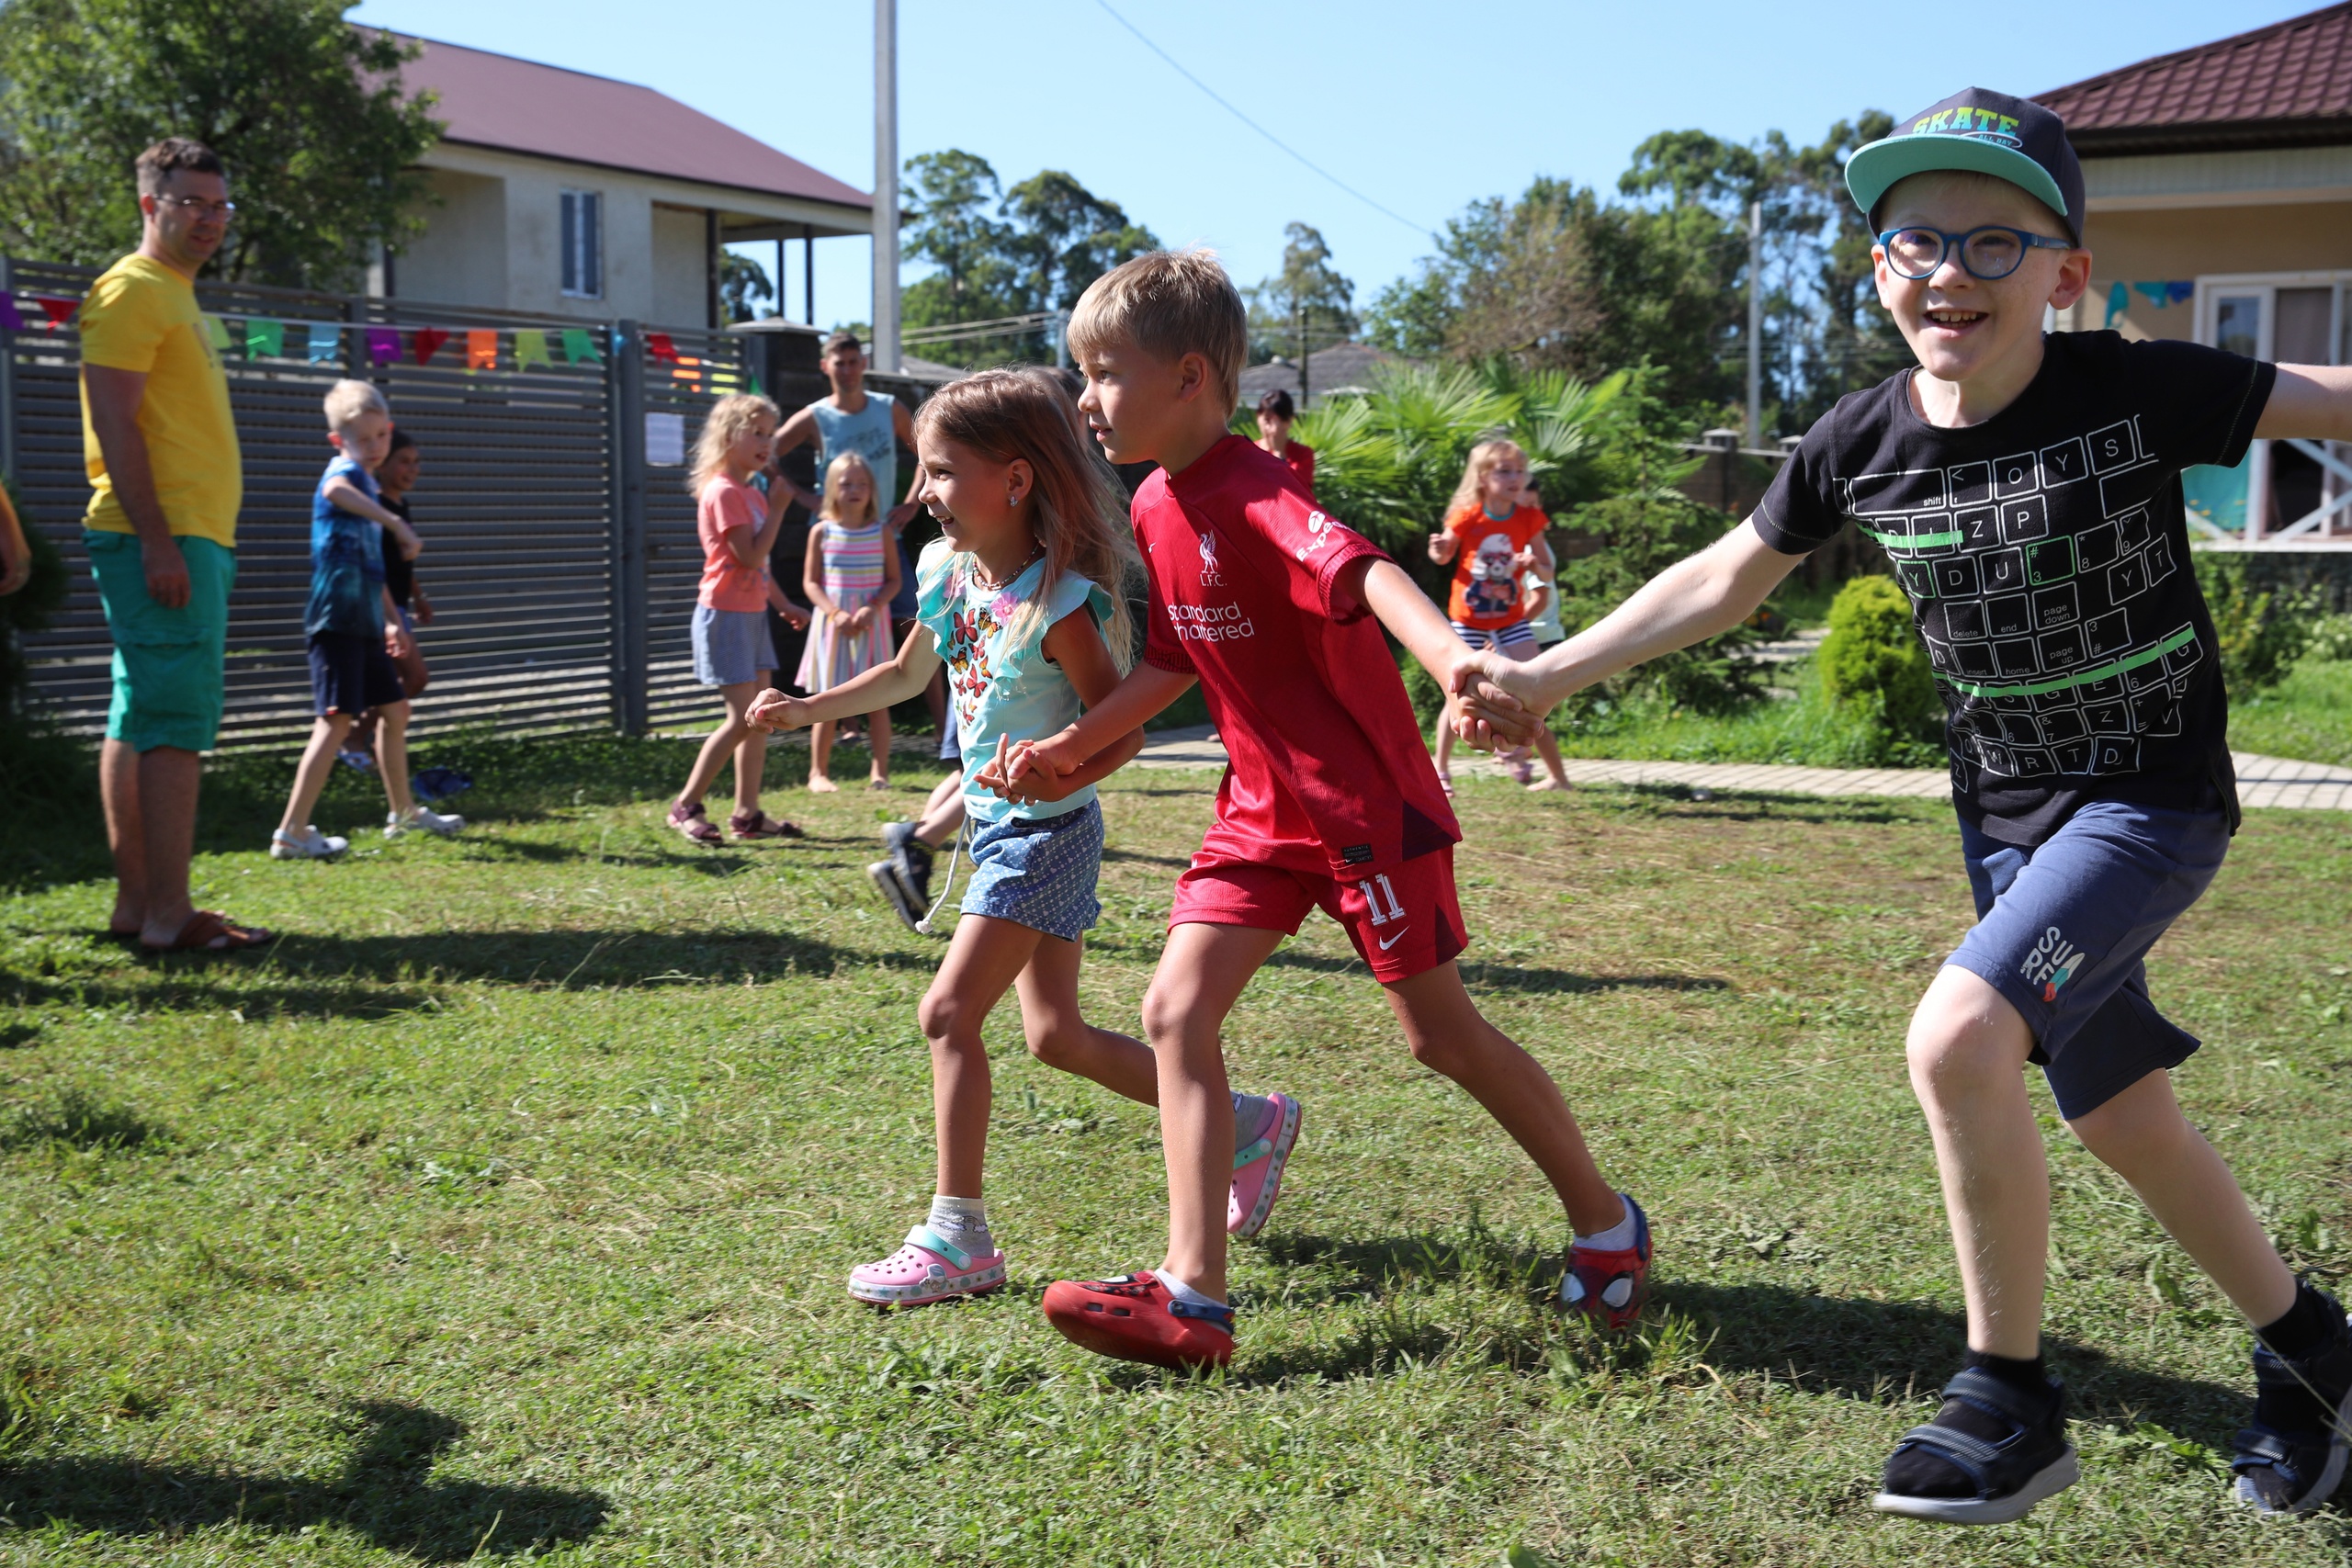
[1817,575,1939,750]
[2196,552,2318,692]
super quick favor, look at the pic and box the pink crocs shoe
[1559,1193,1650,1331]
[848,1224,1007,1308]
[1228,1092,1301,1238]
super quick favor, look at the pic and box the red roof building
[368,34,871,329]
[2041,5,2352,544]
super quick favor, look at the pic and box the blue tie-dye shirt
[303,455,387,637]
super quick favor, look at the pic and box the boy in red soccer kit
[994,250,1645,1370]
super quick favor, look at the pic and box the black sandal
[1871,1367,2077,1524]
[2234,1308,2352,1515]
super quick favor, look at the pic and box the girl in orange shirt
[1427,438,1569,793]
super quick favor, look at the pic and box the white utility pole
[871,0,900,372]
[1745,197,1762,451]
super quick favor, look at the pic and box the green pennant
[246,318,284,358]
[560,327,602,365]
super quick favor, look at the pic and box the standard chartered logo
[1168,603,1255,642]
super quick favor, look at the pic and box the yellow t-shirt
[79,254,242,547]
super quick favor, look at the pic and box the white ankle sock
[926,1194,994,1255]
[1231,1091,1276,1150]
[1574,1195,1635,1251]
[1154,1269,1227,1310]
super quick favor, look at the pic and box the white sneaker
[270,825,348,860]
[386,805,463,839]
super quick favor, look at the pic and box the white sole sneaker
[1871,1448,2079,1524]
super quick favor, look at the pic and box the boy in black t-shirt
[1460,87,2352,1524]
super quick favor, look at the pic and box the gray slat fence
[2,257,751,750]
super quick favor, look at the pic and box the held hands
[744,687,808,733]
[974,729,1083,805]
[1443,648,1543,749]
[384,620,415,660]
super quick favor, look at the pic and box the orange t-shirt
[1444,502,1549,628]
[696,474,771,612]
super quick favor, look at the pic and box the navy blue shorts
[1943,799,2230,1120]
[307,630,405,718]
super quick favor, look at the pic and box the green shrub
[1817,575,1939,752]
[2305,612,2352,664]
[1555,492,1762,717]
[2195,552,2319,692]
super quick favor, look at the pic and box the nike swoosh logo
[1376,926,1409,951]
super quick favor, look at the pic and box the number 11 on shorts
[1363,873,1404,925]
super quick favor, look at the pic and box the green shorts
[84,529,235,753]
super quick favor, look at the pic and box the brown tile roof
[378,32,871,214]
[2041,2,2352,154]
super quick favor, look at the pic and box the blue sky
[350,0,2312,330]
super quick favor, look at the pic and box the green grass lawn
[5,740,2352,1564]
[2229,656,2352,767]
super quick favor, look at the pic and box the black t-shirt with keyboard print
[1757,332,2274,847]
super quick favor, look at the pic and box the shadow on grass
[0,1091,167,1154]
[0,1023,41,1050]
[0,1401,605,1559]
[1258,945,1733,998]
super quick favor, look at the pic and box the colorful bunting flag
[2166,280,2194,306]
[307,324,340,367]
[560,327,601,365]
[246,318,284,358]
[0,295,22,333]
[748,369,764,397]
[413,327,450,366]
[204,314,232,350]
[366,327,400,367]
[2105,281,2127,330]
[2132,281,2194,311]
[514,329,553,369]
[35,296,77,328]
[646,331,680,364]
[465,329,497,371]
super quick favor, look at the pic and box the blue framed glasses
[1876,225,2074,281]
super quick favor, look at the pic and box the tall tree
[1001,170,1156,312]
[900,149,1015,333]
[720,251,773,323]
[1247,222,1355,366]
[0,0,441,286]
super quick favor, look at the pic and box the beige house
[2041,3,2352,544]
[365,33,871,329]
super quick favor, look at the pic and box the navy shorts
[1943,798,2229,1120]
[307,630,405,718]
[958,798,1102,942]
[693,605,777,687]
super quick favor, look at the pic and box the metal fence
[2,258,757,750]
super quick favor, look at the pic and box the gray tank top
[810,392,897,506]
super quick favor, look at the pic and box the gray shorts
[1944,798,2229,1120]
[692,605,776,687]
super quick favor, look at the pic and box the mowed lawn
[4,739,2351,1566]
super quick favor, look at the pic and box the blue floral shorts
[958,799,1103,942]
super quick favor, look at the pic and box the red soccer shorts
[1168,847,1466,983]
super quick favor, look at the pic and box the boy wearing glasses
[1457,86,2352,1523]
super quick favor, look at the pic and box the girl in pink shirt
[666,393,809,843]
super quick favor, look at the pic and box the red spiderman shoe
[1041,1270,1235,1370]
[1559,1193,1650,1330]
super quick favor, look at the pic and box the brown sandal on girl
[667,800,723,844]
[729,808,803,840]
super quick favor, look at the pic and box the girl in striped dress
[797,451,901,791]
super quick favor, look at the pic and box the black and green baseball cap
[1845,87,2085,244]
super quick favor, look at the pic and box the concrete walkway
[1132,726,2352,810]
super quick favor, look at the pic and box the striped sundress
[796,518,895,692]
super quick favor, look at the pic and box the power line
[1089,0,1432,241]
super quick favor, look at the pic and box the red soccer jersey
[1136,434,1458,879]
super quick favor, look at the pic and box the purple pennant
[366,326,400,367]
[0,294,22,333]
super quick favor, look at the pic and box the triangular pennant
[2165,280,2194,305]
[36,296,77,328]
[2132,282,2170,310]
[246,318,285,358]
[204,313,232,350]
[465,329,497,371]
[413,327,450,366]
[0,295,23,333]
[365,326,400,367]
[646,331,680,364]
[307,324,341,366]
[2105,281,2127,329]
[748,369,764,397]
[513,328,553,369]
[560,327,602,365]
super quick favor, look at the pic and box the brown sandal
[729,808,803,840]
[668,800,723,844]
[142,908,276,953]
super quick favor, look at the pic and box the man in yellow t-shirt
[79,137,269,953]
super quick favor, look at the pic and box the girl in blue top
[752,368,1286,1308]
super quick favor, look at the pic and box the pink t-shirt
[697,474,770,612]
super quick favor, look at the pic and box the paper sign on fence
[644,412,686,467]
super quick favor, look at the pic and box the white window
[2188,273,2352,543]
[560,189,603,299]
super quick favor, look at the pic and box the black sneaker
[867,823,936,934]
[1871,1367,2078,1525]
[2235,1302,2352,1515]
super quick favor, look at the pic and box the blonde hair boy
[1068,249,1249,416]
